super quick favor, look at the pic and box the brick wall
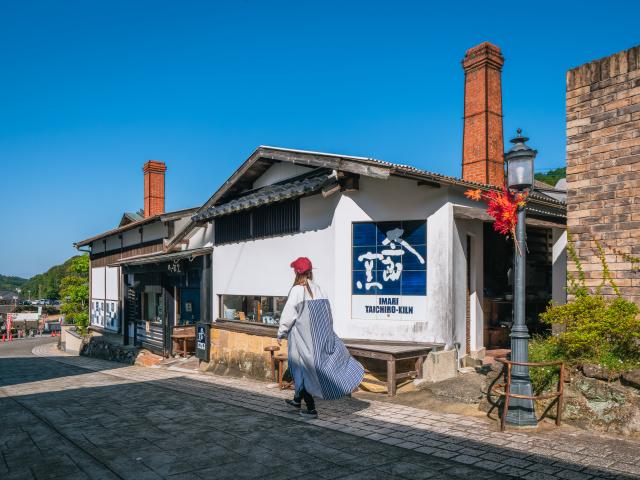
[566,45,640,303]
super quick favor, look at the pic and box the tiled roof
[256,147,566,207]
[74,207,198,248]
[193,172,330,221]
[167,146,567,250]
[360,156,566,207]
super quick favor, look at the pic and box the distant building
[566,44,640,303]
[74,161,201,349]
[0,290,19,303]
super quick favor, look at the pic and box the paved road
[0,338,512,480]
[3,339,640,480]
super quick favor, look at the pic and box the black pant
[295,387,315,410]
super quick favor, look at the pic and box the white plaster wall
[90,219,168,253]
[91,241,105,254]
[552,229,567,305]
[186,224,214,250]
[332,176,449,343]
[173,216,192,239]
[452,218,484,355]
[425,203,455,347]
[105,235,120,252]
[142,221,167,242]
[211,194,338,319]
[252,162,314,189]
[105,267,120,300]
[91,267,105,298]
[122,229,141,248]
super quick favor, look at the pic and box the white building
[167,146,565,364]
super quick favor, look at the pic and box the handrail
[496,358,564,367]
[490,356,565,432]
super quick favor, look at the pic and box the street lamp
[505,129,537,427]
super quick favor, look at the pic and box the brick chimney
[462,42,505,186]
[143,160,166,218]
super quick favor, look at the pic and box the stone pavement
[0,338,638,479]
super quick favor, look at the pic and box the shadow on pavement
[0,354,637,480]
[0,356,129,388]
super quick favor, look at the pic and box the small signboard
[195,322,210,361]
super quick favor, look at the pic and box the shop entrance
[178,288,200,325]
[122,252,211,358]
[483,223,553,349]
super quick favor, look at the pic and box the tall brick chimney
[462,42,505,186]
[143,160,166,218]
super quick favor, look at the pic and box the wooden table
[343,340,443,396]
[171,332,195,358]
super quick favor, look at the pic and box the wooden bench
[171,325,196,357]
[343,340,443,396]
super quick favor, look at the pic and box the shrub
[529,335,562,394]
[540,295,640,370]
[537,236,640,372]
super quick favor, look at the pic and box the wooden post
[501,363,512,432]
[557,363,565,426]
[387,359,396,396]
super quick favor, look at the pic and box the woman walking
[277,257,364,419]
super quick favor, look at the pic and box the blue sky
[0,1,638,278]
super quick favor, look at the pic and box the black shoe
[285,399,301,409]
[299,408,318,419]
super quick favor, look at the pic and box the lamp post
[505,129,537,426]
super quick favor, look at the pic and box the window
[143,285,163,323]
[214,199,299,245]
[219,295,288,325]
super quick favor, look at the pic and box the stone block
[581,364,620,382]
[421,349,457,383]
[621,369,640,390]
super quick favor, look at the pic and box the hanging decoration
[464,187,528,255]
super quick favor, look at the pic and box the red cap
[290,257,313,274]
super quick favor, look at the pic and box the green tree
[534,167,566,187]
[59,255,89,334]
[0,275,27,291]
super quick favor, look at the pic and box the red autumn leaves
[464,188,528,239]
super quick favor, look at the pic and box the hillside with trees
[535,167,566,187]
[0,275,27,292]
[3,256,85,300]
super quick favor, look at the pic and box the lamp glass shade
[507,156,534,190]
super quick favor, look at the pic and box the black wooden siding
[214,199,299,245]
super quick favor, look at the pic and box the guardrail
[491,357,565,432]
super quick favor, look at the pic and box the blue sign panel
[352,221,426,296]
